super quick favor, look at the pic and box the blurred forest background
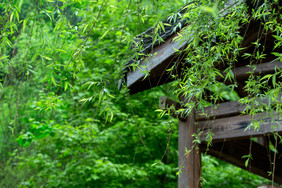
[0,0,271,187]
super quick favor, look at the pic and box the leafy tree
[0,0,279,187]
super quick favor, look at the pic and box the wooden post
[158,96,201,187]
[178,107,201,188]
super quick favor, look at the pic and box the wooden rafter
[160,95,282,141]
[200,139,282,184]
[125,0,249,94]
[127,32,188,88]
[224,61,282,81]
[125,1,281,186]
[199,113,282,141]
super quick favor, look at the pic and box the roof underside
[122,0,281,95]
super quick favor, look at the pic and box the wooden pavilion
[121,0,282,187]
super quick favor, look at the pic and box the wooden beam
[159,96,244,121]
[200,139,282,184]
[197,94,282,120]
[128,74,175,95]
[160,94,281,121]
[217,61,282,83]
[198,113,282,141]
[232,61,282,80]
[257,136,267,147]
[126,0,244,92]
[197,101,245,120]
[127,32,188,88]
[160,96,282,142]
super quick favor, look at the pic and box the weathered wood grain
[197,100,245,120]
[160,95,281,121]
[197,93,282,120]
[199,113,282,141]
[178,108,201,188]
[127,32,188,88]
[232,61,282,80]
[126,0,244,92]
[217,61,282,83]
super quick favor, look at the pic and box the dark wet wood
[160,94,281,122]
[231,61,282,81]
[178,96,201,188]
[196,100,245,120]
[178,109,201,188]
[198,113,282,141]
[200,139,282,184]
[127,32,188,88]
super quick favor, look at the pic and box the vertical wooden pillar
[178,108,201,188]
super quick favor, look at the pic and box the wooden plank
[178,109,201,188]
[160,95,281,121]
[197,94,282,120]
[158,96,243,121]
[200,139,282,184]
[127,32,188,88]
[217,61,282,82]
[197,101,245,120]
[198,113,282,141]
[257,136,267,147]
[232,61,282,80]
[128,74,175,95]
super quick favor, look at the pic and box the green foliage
[171,0,281,182]
[202,155,270,188]
[0,0,280,187]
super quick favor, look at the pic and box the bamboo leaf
[42,56,52,61]
[10,12,14,21]
[23,19,27,32]
[100,29,110,39]
[51,76,57,86]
